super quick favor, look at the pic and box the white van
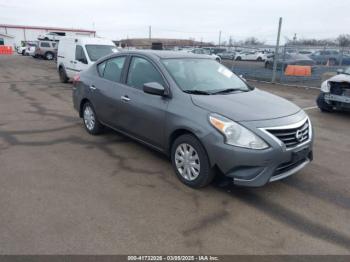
[57,37,117,83]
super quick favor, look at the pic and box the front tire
[171,134,215,188]
[82,102,103,135]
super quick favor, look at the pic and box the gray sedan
[265,53,315,71]
[73,50,313,188]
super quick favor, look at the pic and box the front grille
[266,119,310,149]
[330,82,350,96]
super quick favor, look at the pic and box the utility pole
[272,17,282,83]
[218,30,222,47]
[149,26,152,40]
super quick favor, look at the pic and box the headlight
[321,81,331,93]
[209,114,269,150]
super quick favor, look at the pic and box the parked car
[24,42,39,57]
[309,50,341,65]
[57,37,117,83]
[25,42,38,56]
[38,32,66,41]
[202,47,227,55]
[34,41,57,60]
[265,54,315,70]
[235,51,268,61]
[73,50,313,188]
[217,51,236,60]
[17,46,26,55]
[317,67,350,112]
[298,50,314,55]
[188,48,221,62]
[17,42,37,55]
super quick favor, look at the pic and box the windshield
[162,58,249,93]
[85,45,117,62]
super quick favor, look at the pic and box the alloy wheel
[83,105,95,131]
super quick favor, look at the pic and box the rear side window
[75,45,87,61]
[100,56,126,82]
[127,57,166,89]
[40,42,50,48]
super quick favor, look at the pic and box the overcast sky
[0,0,349,44]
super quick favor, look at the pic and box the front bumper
[203,110,313,187]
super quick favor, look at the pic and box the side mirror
[239,74,246,81]
[337,69,344,74]
[143,82,165,96]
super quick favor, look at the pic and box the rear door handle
[121,95,130,102]
[90,85,97,90]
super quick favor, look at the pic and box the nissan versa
[72,50,314,188]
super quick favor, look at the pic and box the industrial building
[0,24,96,47]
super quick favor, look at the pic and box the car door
[89,56,127,126]
[117,56,169,149]
[246,51,257,60]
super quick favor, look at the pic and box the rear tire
[171,134,215,188]
[82,102,103,135]
[45,52,54,60]
[236,56,242,61]
[257,57,263,62]
[59,67,69,83]
[21,50,25,56]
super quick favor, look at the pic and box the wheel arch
[79,98,90,118]
[45,51,54,59]
[168,128,213,167]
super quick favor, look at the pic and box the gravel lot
[0,55,350,255]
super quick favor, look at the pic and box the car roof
[117,50,211,60]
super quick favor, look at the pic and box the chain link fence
[221,45,350,87]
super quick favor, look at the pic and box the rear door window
[40,42,50,48]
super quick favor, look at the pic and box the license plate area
[326,94,350,103]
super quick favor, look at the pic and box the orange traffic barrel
[284,65,311,76]
[0,45,13,55]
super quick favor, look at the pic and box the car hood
[328,73,350,83]
[191,89,301,122]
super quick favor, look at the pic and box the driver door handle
[121,95,130,102]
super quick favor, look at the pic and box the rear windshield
[85,45,117,62]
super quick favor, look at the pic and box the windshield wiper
[211,88,245,95]
[183,90,212,95]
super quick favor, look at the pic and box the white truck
[57,37,117,83]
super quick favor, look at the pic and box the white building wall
[0,36,15,47]
[0,26,95,47]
